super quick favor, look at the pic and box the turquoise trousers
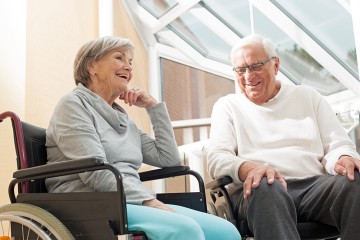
[127,204,241,240]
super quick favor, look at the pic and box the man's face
[232,43,280,105]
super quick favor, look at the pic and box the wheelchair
[0,111,207,239]
[206,175,340,240]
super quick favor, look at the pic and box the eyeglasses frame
[233,56,276,75]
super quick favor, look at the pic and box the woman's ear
[87,62,96,76]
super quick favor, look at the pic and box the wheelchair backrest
[20,121,47,193]
[0,111,47,193]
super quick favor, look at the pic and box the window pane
[201,0,348,95]
[252,7,346,95]
[167,4,232,64]
[271,0,358,79]
[160,58,235,145]
[174,126,211,146]
[202,0,251,37]
[138,0,178,18]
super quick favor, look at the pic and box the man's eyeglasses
[233,57,275,75]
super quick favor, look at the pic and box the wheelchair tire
[0,203,74,240]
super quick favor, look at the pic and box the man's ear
[274,56,280,75]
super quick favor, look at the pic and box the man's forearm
[238,161,260,181]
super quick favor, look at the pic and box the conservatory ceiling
[120,0,360,97]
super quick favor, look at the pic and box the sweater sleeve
[140,102,181,167]
[207,98,246,184]
[315,94,360,174]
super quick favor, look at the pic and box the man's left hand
[334,155,360,181]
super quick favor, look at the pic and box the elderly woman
[45,36,240,240]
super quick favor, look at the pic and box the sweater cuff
[325,149,360,175]
[146,102,166,113]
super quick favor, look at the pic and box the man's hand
[334,155,360,181]
[239,161,287,199]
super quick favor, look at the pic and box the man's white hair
[230,34,277,65]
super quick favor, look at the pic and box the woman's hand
[119,88,157,108]
[142,198,176,213]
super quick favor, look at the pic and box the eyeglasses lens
[234,57,274,75]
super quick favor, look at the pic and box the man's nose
[244,67,255,76]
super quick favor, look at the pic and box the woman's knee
[169,204,240,240]
[127,204,205,240]
[173,217,205,239]
[202,216,241,240]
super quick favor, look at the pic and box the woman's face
[88,49,133,103]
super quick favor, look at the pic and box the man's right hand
[239,161,287,199]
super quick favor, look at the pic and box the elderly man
[207,34,360,240]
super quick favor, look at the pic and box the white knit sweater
[208,83,360,184]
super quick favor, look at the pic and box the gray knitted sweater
[45,84,181,204]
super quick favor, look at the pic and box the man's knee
[336,172,360,199]
[248,177,294,217]
[251,177,288,200]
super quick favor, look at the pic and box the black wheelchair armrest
[205,176,233,191]
[140,165,207,212]
[140,165,206,205]
[139,166,190,181]
[13,157,105,179]
[8,158,125,206]
[10,158,130,235]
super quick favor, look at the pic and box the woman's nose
[124,63,132,71]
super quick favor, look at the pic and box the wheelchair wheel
[206,202,218,216]
[0,203,74,240]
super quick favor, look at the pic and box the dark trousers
[231,173,360,240]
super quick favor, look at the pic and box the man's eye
[237,67,246,73]
[250,63,263,70]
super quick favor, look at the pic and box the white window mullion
[349,0,360,76]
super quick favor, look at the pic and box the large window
[124,0,360,147]
[160,58,234,145]
[126,0,360,97]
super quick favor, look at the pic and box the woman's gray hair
[74,36,135,86]
[230,34,277,65]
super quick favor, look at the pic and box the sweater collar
[267,81,285,103]
[74,83,127,134]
